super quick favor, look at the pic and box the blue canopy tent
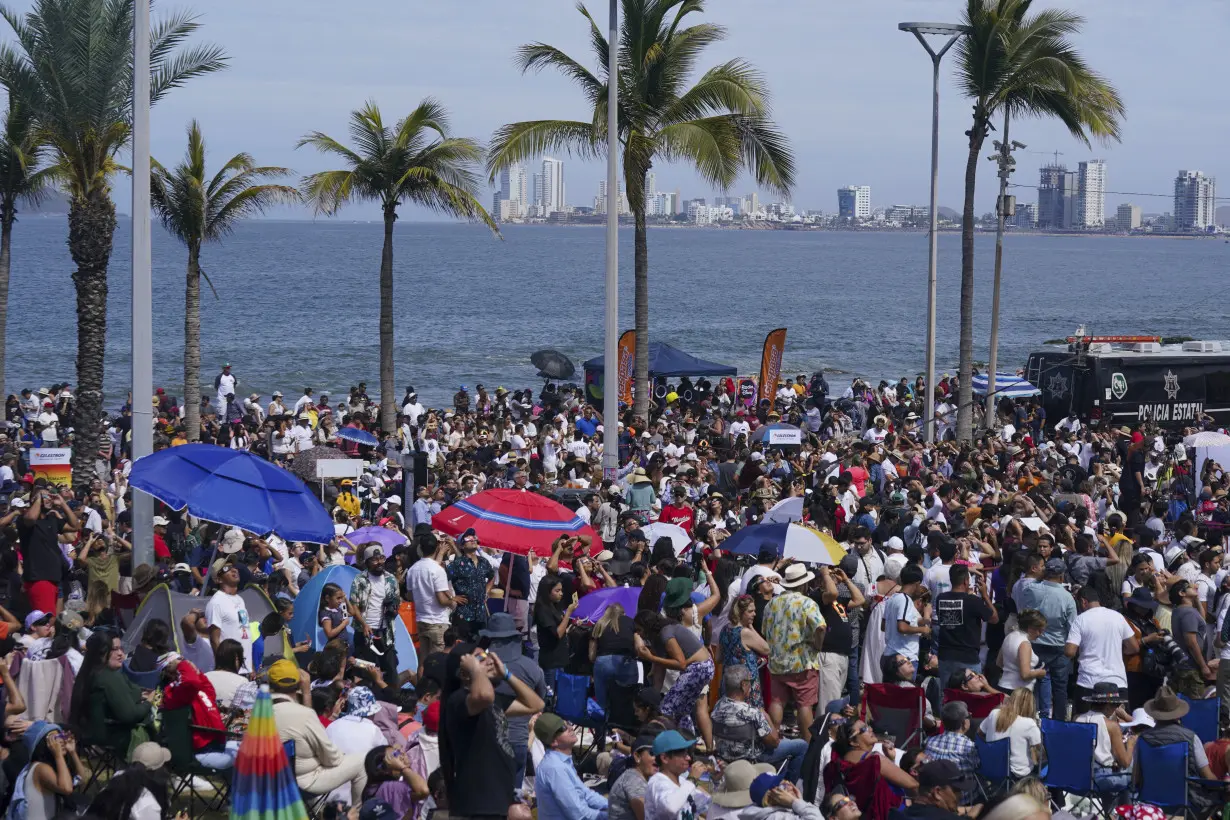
[288,564,418,675]
[584,342,737,402]
[971,372,1041,399]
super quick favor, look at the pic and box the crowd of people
[0,365,1227,820]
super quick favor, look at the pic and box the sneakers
[177,775,216,794]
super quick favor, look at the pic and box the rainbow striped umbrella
[231,685,309,820]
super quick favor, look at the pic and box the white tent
[1184,431,1230,497]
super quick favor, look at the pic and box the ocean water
[5,217,1228,409]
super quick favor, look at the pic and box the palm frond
[485,120,599,180]
[658,59,769,126]
[656,116,741,189]
[206,183,300,240]
[515,43,605,106]
[299,169,357,216]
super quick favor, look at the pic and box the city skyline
[68,0,1230,220]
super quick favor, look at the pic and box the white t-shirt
[363,572,387,629]
[1215,595,1230,662]
[325,715,389,804]
[206,669,249,708]
[924,563,953,601]
[980,711,1042,777]
[644,772,711,820]
[883,592,921,662]
[1066,606,1133,688]
[999,630,1040,692]
[205,590,253,672]
[407,560,452,625]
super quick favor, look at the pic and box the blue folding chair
[974,736,1012,800]
[552,670,604,758]
[1135,740,1228,820]
[1039,719,1114,817]
[1177,694,1220,744]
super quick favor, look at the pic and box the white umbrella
[1184,431,1230,448]
[764,496,804,524]
[643,521,691,555]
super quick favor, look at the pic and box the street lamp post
[601,0,619,481]
[131,0,154,568]
[898,22,968,444]
[984,111,1024,429]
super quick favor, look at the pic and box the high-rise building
[1174,170,1216,232]
[595,180,629,215]
[674,189,683,215]
[532,173,543,216]
[1013,202,1037,229]
[748,192,759,216]
[541,158,565,216]
[1115,203,1141,232]
[1036,165,1077,229]
[1076,160,1106,228]
[646,173,656,206]
[837,186,871,221]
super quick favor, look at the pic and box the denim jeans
[511,740,529,795]
[937,659,981,693]
[1092,766,1131,804]
[593,654,639,711]
[1032,645,1070,720]
[846,643,862,707]
[759,737,810,783]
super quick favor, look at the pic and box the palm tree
[298,100,498,432]
[0,101,56,397]
[952,0,1123,440]
[488,0,795,420]
[0,0,226,483]
[151,120,300,442]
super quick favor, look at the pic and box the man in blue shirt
[534,712,608,820]
[575,406,600,438]
[1020,558,1077,719]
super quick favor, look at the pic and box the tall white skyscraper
[1174,170,1216,232]
[837,186,871,220]
[1076,159,1106,228]
[646,173,657,207]
[541,158,565,216]
[532,173,543,213]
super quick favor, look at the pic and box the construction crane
[1027,149,1065,166]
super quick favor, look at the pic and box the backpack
[6,765,31,820]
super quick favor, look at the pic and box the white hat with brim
[630,468,652,485]
[712,760,776,808]
[779,563,815,588]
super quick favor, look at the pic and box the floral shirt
[447,554,495,624]
[348,570,401,630]
[761,591,825,675]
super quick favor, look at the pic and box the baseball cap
[533,712,567,746]
[152,516,169,526]
[363,545,384,562]
[631,734,657,753]
[172,562,191,574]
[885,536,905,552]
[24,610,51,630]
[749,772,786,807]
[267,659,299,687]
[130,742,171,770]
[359,800,396,820]
[651,729,698,756]
[918,759,965,791]
[1044,558,1066,577]
[635,686,663,709]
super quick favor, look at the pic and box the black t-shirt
[420,651,448,689]
[811,592,854,656]
[934,590,994,664]
[594,615,637,657]
[444,688,515,816]
[893,803,964,820]
[535,604,570,670]
[17,515,66,583]
[1119,450,1146,499]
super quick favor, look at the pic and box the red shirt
[154,534,170,560]
[161,660,226,750]
[658,504,695,534]
[847,466,869,497]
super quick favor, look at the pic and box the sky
[9,0,1226,220]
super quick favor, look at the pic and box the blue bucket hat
[23,720,57,754]
[345,686,381,719]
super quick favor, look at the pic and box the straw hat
[780,563,815,589]
[629,468,652,485]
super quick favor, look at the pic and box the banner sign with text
[30,447,71,487]
[757,328,787,405]
[617,330,636,406]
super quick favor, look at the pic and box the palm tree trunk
[184,245,202,442]
[379,206,397,433]
[956,134,983,442]
[68,192,117,489]
[632,206,649,421]
[0,204,14,400]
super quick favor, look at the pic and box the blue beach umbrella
[335,426,379,446]
[128,444,334,543]
[751,422,803,445]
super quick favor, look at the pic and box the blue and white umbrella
[971,372,1041,399]
[751,422,803,445]
[335,426,379,446]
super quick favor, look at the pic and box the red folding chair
[943,689,1005,725]
[860,683,927,748]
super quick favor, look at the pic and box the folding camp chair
[80,743,123,793]
[553,670,604,757]
[122,658,162,690]
[284,740,330,819]
[1178,694,1220,744]
[860,683,927,748]
[1135,740,1229,820]
[943,689,1005,726]
[1039,719,1115,818]
[161,707,234,815]
[973,736,1012,801]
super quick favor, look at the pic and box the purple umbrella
[572,586,642,623]
[339,525,407,557]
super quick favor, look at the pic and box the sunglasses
[831,796,855,813]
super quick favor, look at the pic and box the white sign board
[316,459,365,480]
[767,428,803,445]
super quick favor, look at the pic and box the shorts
[417,622,448,656]
[770,669,819,708]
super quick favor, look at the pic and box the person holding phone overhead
[19,485,79,615]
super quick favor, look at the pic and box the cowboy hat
[1143,685,1189,721]
[1082,681,1126,704]
[779,563,815,588]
